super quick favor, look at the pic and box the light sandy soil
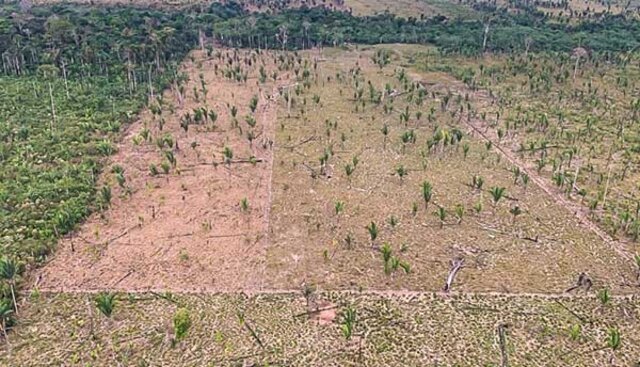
[345,0,477,18]
[2,291,640,366]
[433,52,640,252]
[38,49,289,292]
[404,63,634,261]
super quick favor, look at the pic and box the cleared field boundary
[30,288,639,301]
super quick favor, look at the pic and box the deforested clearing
[1,1,640,365]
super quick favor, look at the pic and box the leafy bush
[174,308,192,341]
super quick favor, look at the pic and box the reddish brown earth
[38,49,289,292]
[36,46,637,295]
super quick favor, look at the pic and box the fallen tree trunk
[497,323,509,367]
[443,257,465,292]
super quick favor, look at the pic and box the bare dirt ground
[38,49,288,292]
[345,0,477,18]
[35,46,638,295]
[403,65,634,262]
[462,94,632,260]
[426,52,640,253]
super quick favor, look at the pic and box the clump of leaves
[569,324,581,342]
[400,130,415,153]
[0,299,15,339]
[381,124,389,148]
[223,146,234,164]
[98,186,112,209]
[471,175,484,190]
[97,139,116,156]
[335,201,345,215]
[381,243,410,275]
[420,180,433,207]
[249,95,259,113]
[489,186,506,205]
[174,308,192,341]
[435,206,447,228]
[396,165,408,182]
[0,257,19,313]
[344,163,355,179]
[165,151,177,167]
[208,110,218,124]
[606,328,621,351]
[454,204,464,224]
[161,161,171,174]
[389,215,399,228]
[510,205,522,222]
[344,233,354,249]
[366,221,378,243]
[381,243,393,274]
[179,249,189,262]
[240,198,249,212]
[597,288,610,305]
[474,201,483,214]
[245,115,257,128]
[114,169,126,188]
[95,293,116,317]
[340,306,356,340]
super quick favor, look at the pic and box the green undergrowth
[0,76,143,264]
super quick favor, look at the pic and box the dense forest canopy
[1,1,640,79]
[214,7,640,53]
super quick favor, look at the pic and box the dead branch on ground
[443,257,465,292]
[497,323,510,367]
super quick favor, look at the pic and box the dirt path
[250,85,283,290]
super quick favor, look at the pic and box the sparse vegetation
[95,293,116,317]
[173,308,192,341]
[2,292,639,365]
[3,0,640,363]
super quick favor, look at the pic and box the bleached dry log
[443,257,464,292]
